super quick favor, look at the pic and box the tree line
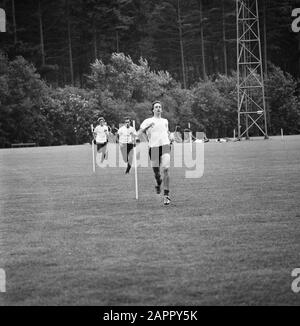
[0,0,299,87]
[0,1,299,147]
[0,52,299,147]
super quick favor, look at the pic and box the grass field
[0,136,300,306]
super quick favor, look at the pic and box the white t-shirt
[140,117,170,148]
[117,126,137,144]
[94,125,108,143]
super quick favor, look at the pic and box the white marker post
[233,129,236,140]
[188,122,192,152]
[281,128,284,141]
[91,124,96,173]
[133,120,139,200]
[0,268,5,293]
[0,8,6,33]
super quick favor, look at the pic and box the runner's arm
[137,122,154,137]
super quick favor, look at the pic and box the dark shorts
[120,143,134,154]
[120,143,134,161]
[96,141,108,151]
[149,145,171,164]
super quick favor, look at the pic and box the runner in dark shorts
[96,141,108,152]
[93,117,109,162]
[137,101,172,206]
[148,144,171,166]
[117,118,137,174]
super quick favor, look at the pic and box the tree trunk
[12,0,17,44]
[245,114,250,139]
[177,0,187,89]
[66,0,74,85]
[222,1,227,76]
[116,30,119,52]
[139,0,146,57]
[199,0,207,80]
[298,33,300,77]
[92,16,97,60]
[38,0,45,66]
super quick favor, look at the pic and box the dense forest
[0,0,300,147]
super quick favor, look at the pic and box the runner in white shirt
[138,101,172,206]
[117,117,137,174]
[93,117,109,162]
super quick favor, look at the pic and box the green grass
[0,136,300,306]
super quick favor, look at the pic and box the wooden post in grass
[91,124,96,173]
[133,121,139,200]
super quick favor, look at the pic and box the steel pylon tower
[236,0,268,139]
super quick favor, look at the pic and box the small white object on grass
[194,139,203,143]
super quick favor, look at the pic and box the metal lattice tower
[236,0,268,139]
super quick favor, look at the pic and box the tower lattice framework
[236,0,268,139]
